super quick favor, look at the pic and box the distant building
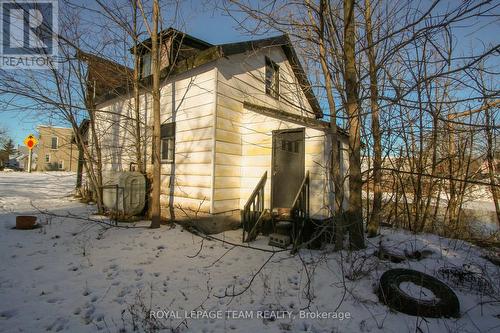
[12,145,37,171]
[36,126,78,171]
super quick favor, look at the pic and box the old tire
[377,268,460,318]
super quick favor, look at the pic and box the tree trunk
[446,119,459,228]
[71,118,103,213]
[364,0,382,237]
[150,0,161,229]
[75,140,84,192]
[132,0,143,173]
[316,0,344,250]
[344,0,365,249]
[85,94,104,213]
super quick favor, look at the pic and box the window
[265,57,279,99]
[281,139,299,153]
[141,52,152,78]
[332,140,342,168]
[160,122,175,163]
[45,154,50,163]
[51,137,58,149]
[58,160,64,170]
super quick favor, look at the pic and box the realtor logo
[1,0,58,69]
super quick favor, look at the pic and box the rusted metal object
[16,215,37,229]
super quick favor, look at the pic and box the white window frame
[160,122,175,163]
[58,160,64,170]
[161,137,175,163]
[265,57,280,99]
[141,52,152,78]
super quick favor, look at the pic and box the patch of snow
[399,282,437,302]
[0,172,499,333]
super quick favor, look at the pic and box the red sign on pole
[24,134,38,150]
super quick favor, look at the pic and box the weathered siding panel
[95,97,140,171]
[155,65,217,214]
[210,65,243,214]
[96,63,217,215]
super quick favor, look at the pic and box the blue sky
[0,0,498,146]
[0,0,258,146]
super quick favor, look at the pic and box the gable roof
[82,31,323,118]
[218,34,323,118]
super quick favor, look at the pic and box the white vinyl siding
[96,63,217,215]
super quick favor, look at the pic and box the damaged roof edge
[89,46,223,106]
[76,50,133,75]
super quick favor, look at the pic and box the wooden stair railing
[242,171,267,242]
[291,171,310,252]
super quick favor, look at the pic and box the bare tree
[363,0,382,237]
[132,0,144,173]
[0,4,108,212]
[150,0,162,228]
[343,0,365,249]
[136,0,162,228]
[304,0,345,248]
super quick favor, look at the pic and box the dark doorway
[272,128,305,209]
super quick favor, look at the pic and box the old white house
[84,29,349,235]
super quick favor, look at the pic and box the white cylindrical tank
[102,171,146,215]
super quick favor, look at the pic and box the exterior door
[272,128,305,209]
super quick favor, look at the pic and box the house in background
[0,145,32,170]
[36,126,78,172]
[13,145,36,171]
[82,28,349,233]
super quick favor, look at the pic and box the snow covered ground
[0,172,499,333]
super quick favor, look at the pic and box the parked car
[3,165,22,172]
